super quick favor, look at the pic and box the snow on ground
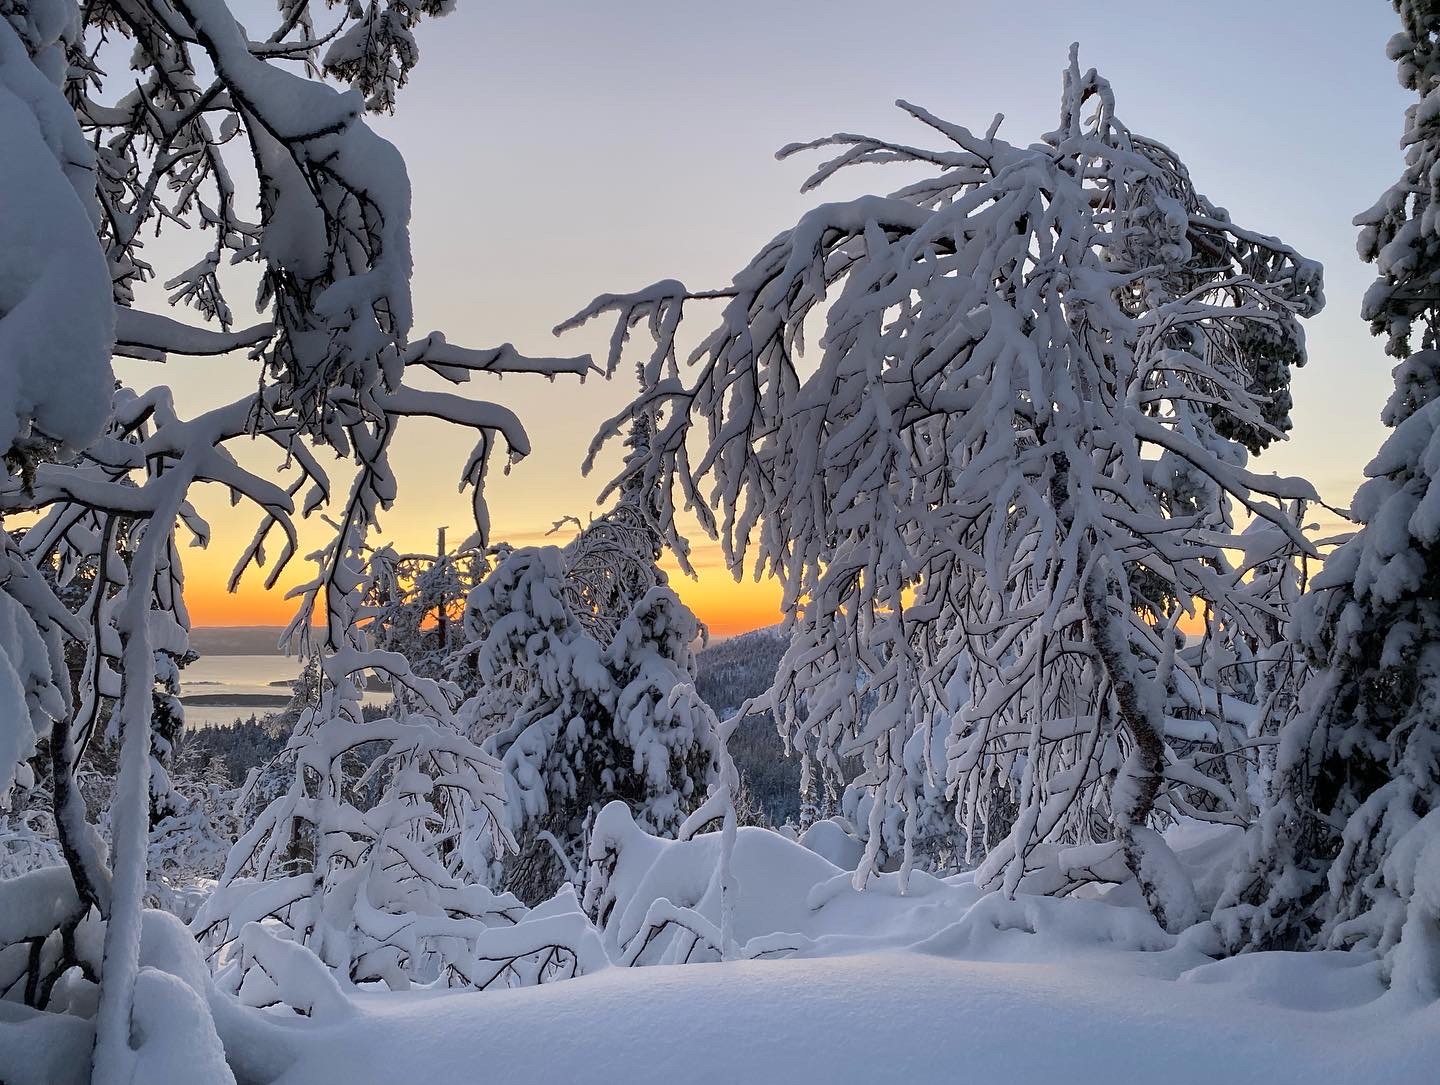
[258,812,1438,1085]
[273,949,1437,1085]
[3,812,1436,1084]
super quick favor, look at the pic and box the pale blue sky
[126,1,1412,629]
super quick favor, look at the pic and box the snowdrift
[7,807,1435,1085]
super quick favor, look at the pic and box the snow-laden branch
[112,306,274,360]
[404,332,595,383]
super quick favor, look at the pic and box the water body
[180,654,299,728]
[180,655,389,728]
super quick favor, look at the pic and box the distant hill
[693,626,800,825]
[694,625,787,715]
[188,627,293,655]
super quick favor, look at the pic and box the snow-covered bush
[585,801,741,966]
[0,810,62,880]
[194,647,523,990]
[146,772,237,921]
[564,49,1322,927]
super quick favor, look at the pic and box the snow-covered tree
[364,532,484,688]
[560,413,669,644]
[1358,1,1440,360]
[1219,4,1440,995]
[456,434,725,905]
[0,0,590,1075]
[564,49,1323,928]
[1218,357,1440,981]
[462,542,726,904]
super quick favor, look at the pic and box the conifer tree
[462,419,725,904]
[1221,2,1440,994]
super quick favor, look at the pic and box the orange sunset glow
[180,541,783,637]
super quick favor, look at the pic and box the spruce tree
[1220,3,1440,994]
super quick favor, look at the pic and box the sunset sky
[119,0,1406,637]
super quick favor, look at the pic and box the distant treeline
[177,717,290,788]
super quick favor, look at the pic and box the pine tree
[463,545,725,905]
[461,427,726,905]
[1219,4,1440,997]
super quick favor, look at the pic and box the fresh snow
[266,941,1437,1085]
[246,814,1440,1084]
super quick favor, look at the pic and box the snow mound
[1178,949,1387,1012]
[268,950,1440,1085]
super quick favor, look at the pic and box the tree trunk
[1048,450,1198,931]
[1082,562,1198,933]
[50,709,110,917]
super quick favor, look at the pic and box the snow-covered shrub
[145,762,240,922]
[0,811,62,880]
[438,883,611,990]
[585,800,747,966]
[564,49,1322,927]
[195,644,521,990]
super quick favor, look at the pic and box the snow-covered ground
[4,809,1436,1085]
[272,942,1435,1085]
[261,813,1439,1084]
